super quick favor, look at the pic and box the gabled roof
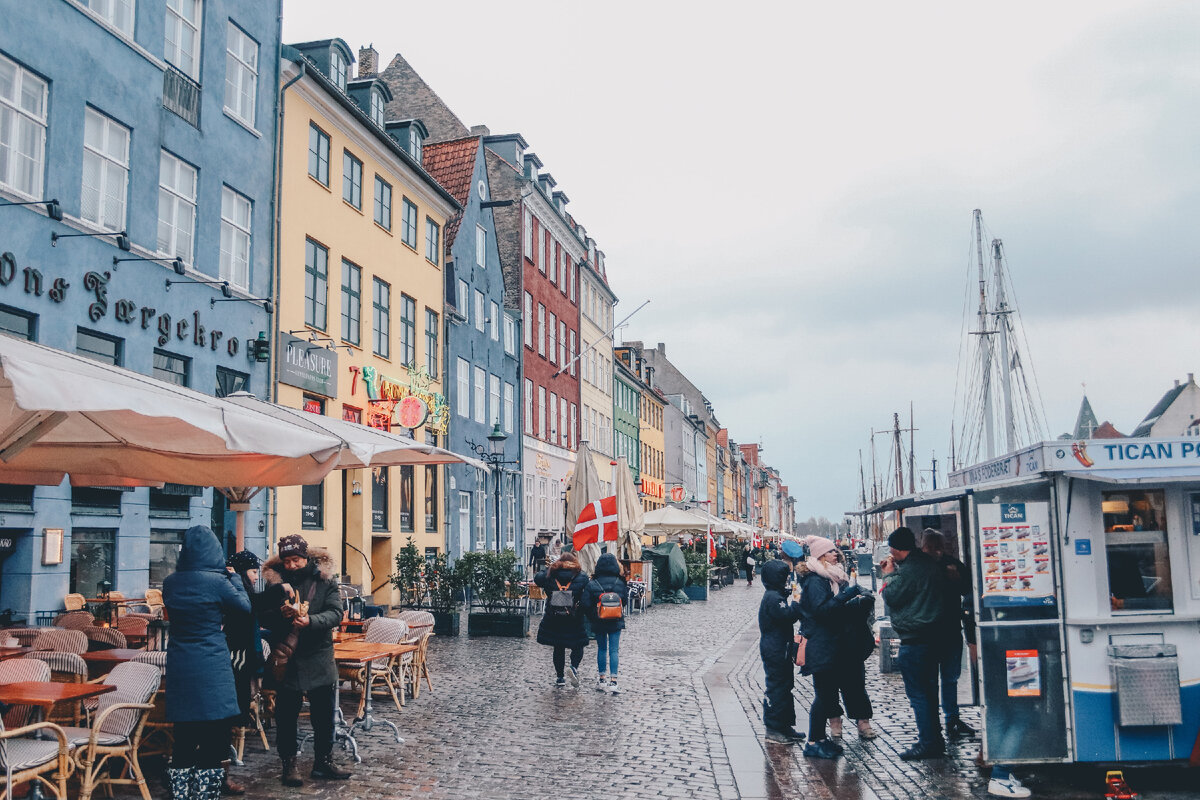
[1093,421,1125,439]
[422,136,481,248]
[1072,395,1100,439]
[1131,383,1187,437]
[376,52,470,143]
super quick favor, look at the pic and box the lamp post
[470,423,520,554]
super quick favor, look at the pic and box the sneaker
[765,726,806,743]
[988,775,1031,798]
[595,675,608,692]
[608,677,621,694]
[899,742,946,761]
[947,717,976,737]
[568,666,580,687]
[555,676,566,687]
[803,739,841,759]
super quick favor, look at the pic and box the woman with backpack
[534,551,590,687]
[583,553,630,694]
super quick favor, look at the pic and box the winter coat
[259,547,342,691]
[758,560,802,659]
[223,572,267,676]
[163,526,250,722]
[582,554,630,634]
[797,571,874,675]
[881,549,946,642]
[534,559,589,648]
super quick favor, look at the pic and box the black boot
[311,755,351,780]
[280,758,303,788]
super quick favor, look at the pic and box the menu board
[1005,649,1042,697]
[979,502,1055,606]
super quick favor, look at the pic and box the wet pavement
[131,581,1195,799]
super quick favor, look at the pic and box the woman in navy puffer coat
[582,553,630,693]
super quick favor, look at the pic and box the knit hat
[780,539,805,560]
[226,550,261,574]
[807,536,837,560]
[278,534,308,559]
[888,526,917,551]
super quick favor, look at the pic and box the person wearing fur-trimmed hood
[259,534,350,786]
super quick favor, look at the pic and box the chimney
[657,342,666,356]
[357,44,378,77]
[470,124,490,137]
[1190,373,1196,384]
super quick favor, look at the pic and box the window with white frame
[489,374,500,426]
[538,477,548,528]
[569,259,576,301]
[369,90,385,127]
[224,23,258,126]
[457,278,469,320]
[569,331,576,377]
[558,321,566,366]
[537,304,545,357]
[523,210,533,259]
[425,217,439,264]
[538,386,546,438]
[475,485,486,548]
[489,301,499,341]
[401,198,418,248]
[524,475,533,528]
[503,382,514,434]
[0,55,48,199]
[373,175,391,230]
[458,492,472,550]
[548,313,556,364]
[523,293,532,347]
[474,290,485,333]
[409,128,422,163]
[503,314,516,355]
[81,108,130,230]
[157,151,197,264]
[164,0,202,80]
[329,48,347,91]
[560,398,568,447]
[506,489,515,545]
[342,150,362,209]
[524,379,533,434]
[476,225,486,268]
[549,392,558,441]
[570,403,577,449]
[85,0,135,36]
[541,233,548,275]
[218,186,251,290]
[456,358,470,418]
[473,366,486,424]
[548,241,557,285]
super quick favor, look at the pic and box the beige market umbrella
[642,505,714,533]
[565,442,602,574]
[613,456,643,561]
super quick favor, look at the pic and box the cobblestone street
[217,585,1196,800]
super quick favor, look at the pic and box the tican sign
[278,333,338,395]
[0,251,247,358]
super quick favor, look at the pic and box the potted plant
[683,550,709,601]
[461,549,530,637]
[426,552,464,636]
[389,537,426,607]
[714,547,737,586]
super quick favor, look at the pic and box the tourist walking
[529,537,548,579]
[163,526,251,800]
[582,553,629,693]
[921,529,976,737]
[798,536,876,759]
[881,526,948,760]
[260,534,351,786]
[534,551,590,687]
[758,559,805,742]
[743,544,761,586]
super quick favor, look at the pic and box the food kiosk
[883,437,1200,765]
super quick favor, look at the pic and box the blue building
[421,134,522,557]
[0,0,280,619]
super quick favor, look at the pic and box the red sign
[302,398,323,415]
[342,406,362,424]
[670,487,685,502]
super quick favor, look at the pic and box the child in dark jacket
[582,553,630,694]
[758,559,805,742]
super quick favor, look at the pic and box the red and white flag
[752,534,762,549]
[573,495,619,546]
[708,528,716,563]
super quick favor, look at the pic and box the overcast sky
[284,0,1200,520]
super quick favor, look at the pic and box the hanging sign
[979,501,1055,606]
[278,333,338,396]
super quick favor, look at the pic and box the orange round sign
[395,395,429,429]
[670,486,685,502]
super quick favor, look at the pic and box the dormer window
[330,48,347,91]
[409,127,422,163]
[370,90,385,127]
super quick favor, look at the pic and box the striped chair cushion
[362,618,407,668]
[115,616,148,637]
[52,611,96,631]
[57,726,128,747]
[3,628,50,648]
[0,737,62,771]
[130,650,167,673]
[84,627,127,649]
[22,651,88,678]
[395,610,434,627]
[97,662,160,738]
[0,658,51,728]
[30,629,88,654]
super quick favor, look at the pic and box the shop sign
[278,333,338,396]
[670,486,685,502]
[640,478,664,499]
[1048,437,1200,471]
[350,364,447,434]
[0,252,246,358]
[978,501,1055,607]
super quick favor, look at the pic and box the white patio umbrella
[613,456,643,561]
[642,505,715,533]
[565,442,602,574]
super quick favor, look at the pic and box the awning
[862,485,975,515]
[1061,468,1200,485]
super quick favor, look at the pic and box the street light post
[470,423,520,554]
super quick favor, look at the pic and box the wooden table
[81,648,144,679]
[0,646,30,661]
[0,680,115,714]
[331,630,364,643]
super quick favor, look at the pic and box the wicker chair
[128,652,171,760]
[30,629,88,655]
[62,662,159,800]
[143,589,164,619]
[0,717,72,800]
[50,611,95,632]
[400,630,434,700]
[393,609,435,641]
[339,618,407,716]
[3,628,51,648]
[82,627,126,651]
[22,652,89,725]
[114,616,148,644]
[0,658,52,730]
[62,594,87,612]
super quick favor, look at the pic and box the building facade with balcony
[274,40,457,603]
[0,0,280,617]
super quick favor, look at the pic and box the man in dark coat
[922,529,975,737]
[529,539,548,578]
[163,526,251,800]
[533,552,590,687]
[881,526,948,760]
[758,559,805,742]
[582,553,630,693]
[260,534,349,786]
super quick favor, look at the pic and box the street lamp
[469,423,520,553]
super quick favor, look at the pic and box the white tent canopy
[643,505,716,533]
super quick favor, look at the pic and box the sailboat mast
[909,403,916,494]
[974,209,996,459]
[893,413,903,497]
[993,238,1016,453]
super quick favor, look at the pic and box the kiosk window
[1102,489,1172,612]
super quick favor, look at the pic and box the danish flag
[573,495,620,546]
[752,534,762,549]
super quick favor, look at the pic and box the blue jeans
[898,642,943,747]
[938,634,963,722]
[595,630,621,675]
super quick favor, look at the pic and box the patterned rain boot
[167,767,194,800]
[194,768,226,800]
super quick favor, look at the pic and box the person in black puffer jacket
[582,553,629,694]
[798,536,876,759]
[534,551,590,687]
[758,560,805,742]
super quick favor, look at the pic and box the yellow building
[274,41,458,603]
[614,347,665,515]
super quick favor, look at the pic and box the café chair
[82,627,126,651]
[142,589,165,619]
[63,661,159,800]
[30,629,88,655]
[50,611,95,632]
[3,628,49,648]
[339,618,407,716]
[63,594,87,612]
[400,630,434,700]
[0,658,52,730]
[114,616,148,647]
[0,717,73,800]
[128,651,170,759]
[21,653,88,725]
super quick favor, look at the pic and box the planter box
[467,612,530,637]
[432,610,460,636]
[683,584,708,601]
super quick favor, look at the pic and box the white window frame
[503,315,516,355]
[489,374,501,427]
[330,48,347,92]
[473,366,486,424]
[489,301,499,341]
[157,150,197,264]
[224,22,258,127]
[85,0,135,37]
[569,331,576,377]
[570,403,577,450]
[409,128,422,163]
[503,382,514,434]
[476,224,486,268]
[456,358,470,418]
[0,54,48,199]
[538,386,547,438]
[524,379,533,434]
[523,293,533,348]
[541,233,549,275]
[218,185,252,290]
[549,392,558,442]
[569,258,576,301]
[474,290,485,333]
[459,491,473,550]
[537,304,546,357]
[558,321,566,366]
[369,90,385,127]
[81,108,130,231]
[548,313,557,364]
[458,278,469,319]
[560,398,568,447]
[164,0,202,80]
